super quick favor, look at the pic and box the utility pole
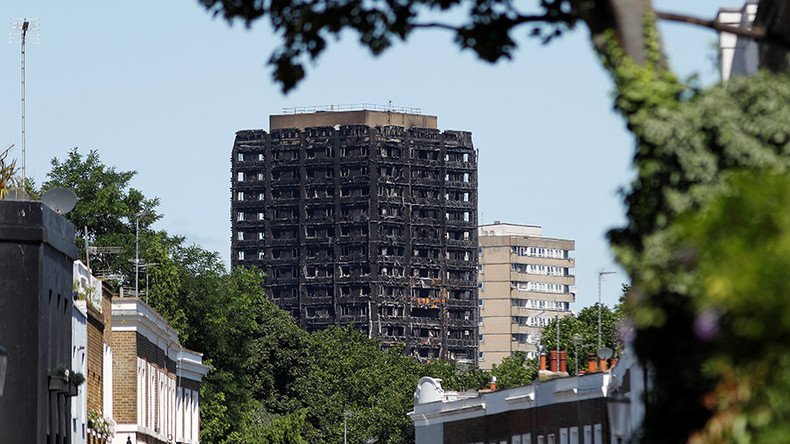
[141,263,161,304]
[598,269,616,348]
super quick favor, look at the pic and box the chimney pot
[599,358,609,372]
[539,352,547,371]
[559,351,568,373]
[587,353,598,373]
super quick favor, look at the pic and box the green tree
[490,351,537,389]
[44,148,159,239]
[420,359,489,391]
[294,326,422,444]
[43,148,163,286]
[678,173,790,443]
[0,146,20,199]
[197,0,789,92]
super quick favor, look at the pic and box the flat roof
[270,110,438,131]
[479,222,543,237]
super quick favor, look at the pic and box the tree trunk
[755,0,790,72]
[575,0,657,67]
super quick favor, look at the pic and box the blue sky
[1,0,736,309]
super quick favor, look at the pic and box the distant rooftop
[271,103,437,131]
[479,221,542,237]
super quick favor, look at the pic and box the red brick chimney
[559,351,567,373]
[550,350,559,372]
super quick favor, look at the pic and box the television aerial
[596,347,614,360]
[41,187,78,215]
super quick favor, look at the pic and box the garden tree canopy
[615,73,790,442]
[43,148,163,282]
[489,352,538,390]
[44,149,159,241]
[198,0,790,92]
[420,358,489,391]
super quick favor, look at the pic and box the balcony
[511,323,542,335]
[510,254,576,268]
[509,272,575,286]
[446,337,475,348]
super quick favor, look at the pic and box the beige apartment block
[477,222,575,370]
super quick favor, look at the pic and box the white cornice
[178,349,210,381]
[111,297,210,382]
[411,372,611,425]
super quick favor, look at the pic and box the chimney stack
[550,350,559,372]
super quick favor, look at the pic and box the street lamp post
[556,314,560,365]
[343,411,353,444]
[607,392,631,443]
[134,211,150,297]
[597,270,616,348]
[140,262,161,304]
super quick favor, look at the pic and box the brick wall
[442,398,610,443]
[137,333,177,374]
[112,330,138,424]
[102,287,112,341]
[86,303,104,412]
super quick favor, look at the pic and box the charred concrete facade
[231,110,478,361]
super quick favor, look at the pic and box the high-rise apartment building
[230,107,478,361]
[717,1,759,81]
[477,222,575,369]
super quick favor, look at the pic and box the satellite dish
[41,187,78,215]
[596,347,614,360]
